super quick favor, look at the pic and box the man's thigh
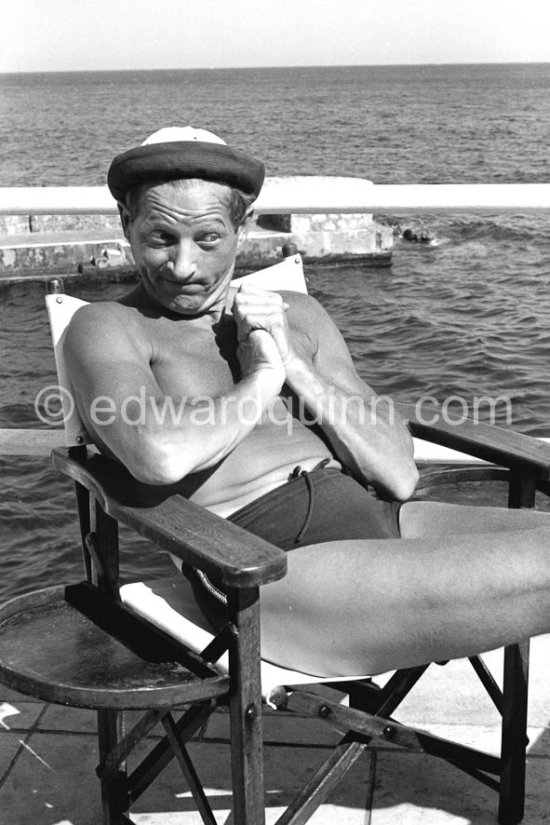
[399,500,550,539]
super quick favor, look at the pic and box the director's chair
[1,246,549,824]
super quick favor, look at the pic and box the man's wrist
[283,353,319,389]
[243,365,284,401]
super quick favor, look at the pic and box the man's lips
[160,277,208,294]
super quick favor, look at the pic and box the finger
[237,309,288,332]
[233,302,289,330]
[234,285,287,309]
[233,300,286,327]
[235,314,279,342]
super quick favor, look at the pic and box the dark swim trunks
[227,463,401,548]
[186,463,401,628]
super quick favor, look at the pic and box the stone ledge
[0,176,393,281]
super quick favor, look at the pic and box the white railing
[2,427,549,464]
[2,181,549,458]
[1,181,550,215]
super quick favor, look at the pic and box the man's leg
[259,524,550,677]
[399,500,550,538]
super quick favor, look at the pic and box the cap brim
[108,141,265,202]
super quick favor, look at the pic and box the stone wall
[0,214,122,235]
[288,212,391,261]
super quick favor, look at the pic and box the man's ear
[236,207,255,250]
[118,202,131,241]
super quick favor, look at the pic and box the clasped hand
[230,285,295,383]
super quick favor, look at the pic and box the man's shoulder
[71,299,143,329]
[67,300,151,357]
[281,290,331,327]
[280,289,323,310]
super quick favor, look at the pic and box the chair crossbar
[286,690,501,774]
[97,708,169,781]
[329,666,430,718]
[275,738,369,825]
[363,665,429,714]
[443,758,501,793]
[200,621,237,665]
[161,712,218,825]
[127,703,215,805]
[469,654,504,712]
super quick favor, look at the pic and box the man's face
[123,179,241,316]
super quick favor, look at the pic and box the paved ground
[1,637,549,825]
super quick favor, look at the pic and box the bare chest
[142,315,244,398]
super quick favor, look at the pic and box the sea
[1,63,550,601]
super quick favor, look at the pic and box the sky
[1,0,549,73]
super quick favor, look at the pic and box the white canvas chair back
[44,254,371,704]
[45,288,93,447]
[230,250,307,293]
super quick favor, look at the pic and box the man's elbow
[116,431,192,486]
[387,429,419,502]
[389,462,420,502]
[127,456,185,486]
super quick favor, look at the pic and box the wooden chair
[1,248,549,825]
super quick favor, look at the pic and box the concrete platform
[0,226,296,284]
[0,184,395,283]
[1,636,549,824]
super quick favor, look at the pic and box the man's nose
[168,241,197,280]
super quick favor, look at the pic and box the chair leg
[97,709,129,825]
[227,587,266,825]
[498,641,529,825]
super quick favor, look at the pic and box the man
[65,127,550,678]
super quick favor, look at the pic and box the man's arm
[64,302,285,485]
[231,286,419,501]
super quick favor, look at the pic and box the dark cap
[107,126,265,203]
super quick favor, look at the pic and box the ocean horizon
[2,59,550,74]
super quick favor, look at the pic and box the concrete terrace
[0,226,298,284]
[0,636,549,824]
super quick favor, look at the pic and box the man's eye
[148,231,174,246]
[199,232,221,245]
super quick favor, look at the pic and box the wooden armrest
[52,448,287,589]
[397,403,550,481]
